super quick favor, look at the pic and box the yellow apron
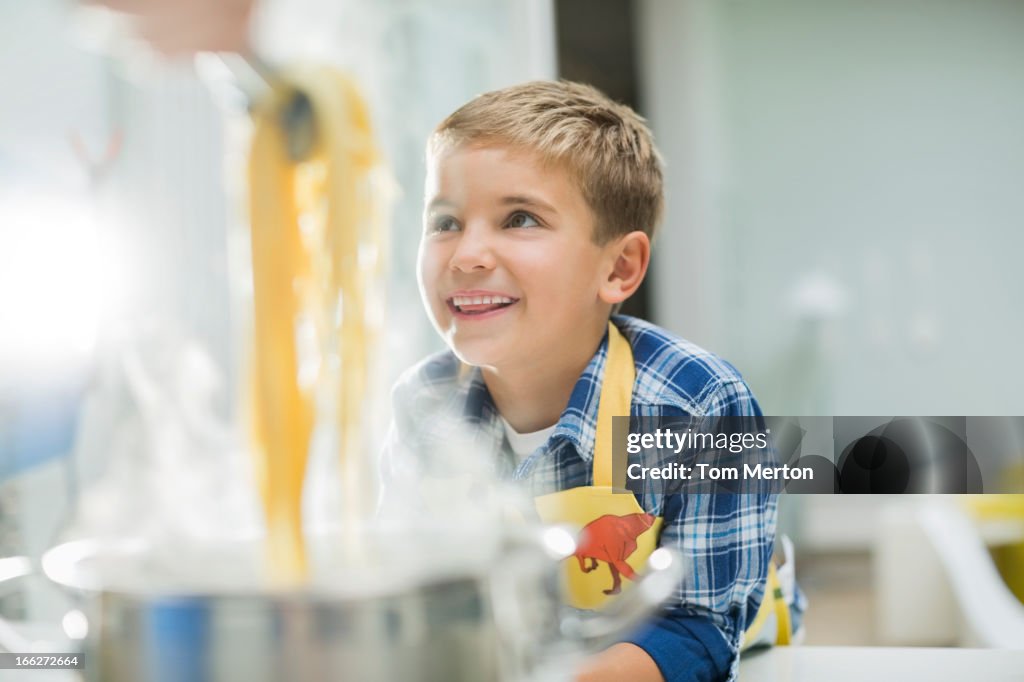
[534,322,663,610]
[533,322,792,647]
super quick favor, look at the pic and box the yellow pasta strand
[247,67,387,586]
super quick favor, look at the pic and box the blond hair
[429,80,664,244]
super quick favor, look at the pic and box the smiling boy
[419,143,633,433]
[385,81,776,682]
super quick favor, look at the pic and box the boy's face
[418,145,615,370]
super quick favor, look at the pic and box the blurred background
[2,0,1023,653]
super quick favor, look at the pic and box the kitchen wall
[638,0,1024,548]
[641,0,1024,416]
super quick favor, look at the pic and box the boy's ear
[598,231,651,306]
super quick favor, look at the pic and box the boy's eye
[428,215,460,234]
[505,211,540,229]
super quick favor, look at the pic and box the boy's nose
[448,227,497,272]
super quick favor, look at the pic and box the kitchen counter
[739,646,1024,682]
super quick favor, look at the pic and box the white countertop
[739,646,1024,682]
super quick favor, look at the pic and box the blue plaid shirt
[383,315,776,682]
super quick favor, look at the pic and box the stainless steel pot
[1,527,683,682]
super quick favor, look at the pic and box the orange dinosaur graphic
[573,512,657,595]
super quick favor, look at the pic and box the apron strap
[742,562,792,648]
[593,322,636,488]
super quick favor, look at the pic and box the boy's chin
[450,348,495,369]
[448,341,507,370]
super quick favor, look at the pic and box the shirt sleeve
[628,378,778,682]
[623,605,733,682]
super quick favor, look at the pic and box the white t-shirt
[501,417,556,464]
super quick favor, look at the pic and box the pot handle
[0,555,74,655]
[0,556,37,653]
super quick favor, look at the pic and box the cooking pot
[0,524,682,681]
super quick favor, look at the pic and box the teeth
[451,295,514,307]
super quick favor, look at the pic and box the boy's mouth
[447,294,519,316]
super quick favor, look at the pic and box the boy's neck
[481,318,609,433]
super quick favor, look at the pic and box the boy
[385,81,777,682]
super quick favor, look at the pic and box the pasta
[246,66,388,585]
